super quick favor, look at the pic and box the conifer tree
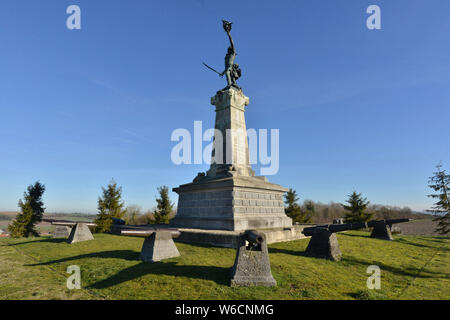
[427,163,450,234]
[284,189,312,223]
[342,191,373,223]
[94,179,126,232]
[153,186,174,224]
[302,200,315,223]
[9,182,46,238]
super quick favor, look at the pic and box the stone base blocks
[172,176,292,231]
[53,226,71,239]
[67,223,94,244]
[230,230,276,287]
[139,231,181,263]
[304,228,342,261]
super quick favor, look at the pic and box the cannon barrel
[385,218,412,225]
[367,218,411,228]
[120,229,181,239]
[302,222,368,237]
[244,230,264,244]
[50,221,95,227]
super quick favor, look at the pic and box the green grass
[1,231,448,300]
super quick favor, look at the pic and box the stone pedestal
[67,223,94,244]
[139,231,180,263]
[370,222,394,240]
[172,87,292,232]
[172,176,291,231]
[305,228,342,261]
[230,231,276,287]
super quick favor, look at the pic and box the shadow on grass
[342,256,449,279]
[26,250,141,266]
[7,238,68,246]
[338,232,371,239]
[25,249,231,286]
[88,262,230,289]
[268,247,308,257]
[395,238,450,251]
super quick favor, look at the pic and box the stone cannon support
[367,219,411,240]
[67,223,94,244]
[369,221,393,240]
[304,227,342,261]
[120,229,181,263]
[230,230,276,287]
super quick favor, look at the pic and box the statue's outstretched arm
[227,31,235,53]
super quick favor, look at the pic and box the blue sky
[1,0,449,213]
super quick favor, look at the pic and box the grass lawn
[0,231,448,300]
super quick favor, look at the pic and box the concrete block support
[67,223,94,244]
[139,231,181,263]
[304,228,342,261]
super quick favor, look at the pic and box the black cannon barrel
[385,218,412,225]
[302,222,368,237]
[245,230,264,244]
[367,218,411,228]
[328,222,368,233]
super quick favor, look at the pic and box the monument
[171,20,292,232]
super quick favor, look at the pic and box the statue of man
[203,20,242,89]
[221,20,241,88]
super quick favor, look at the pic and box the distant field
[0,230,448,300]
[400,219,443,237]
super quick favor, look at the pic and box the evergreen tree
[8,182,46,238]
[427,163,450,234]
[342,191,373,223]
[284,189,312,223]
[94,179,126,232]
[153,186,174,224]
[301,200,315,223]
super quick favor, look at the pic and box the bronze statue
[203,20,242,89]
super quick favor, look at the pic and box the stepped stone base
[172,176,292,231]
[139,231,180,262]
[67,223,94,244]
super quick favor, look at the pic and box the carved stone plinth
[305,228,342,261]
